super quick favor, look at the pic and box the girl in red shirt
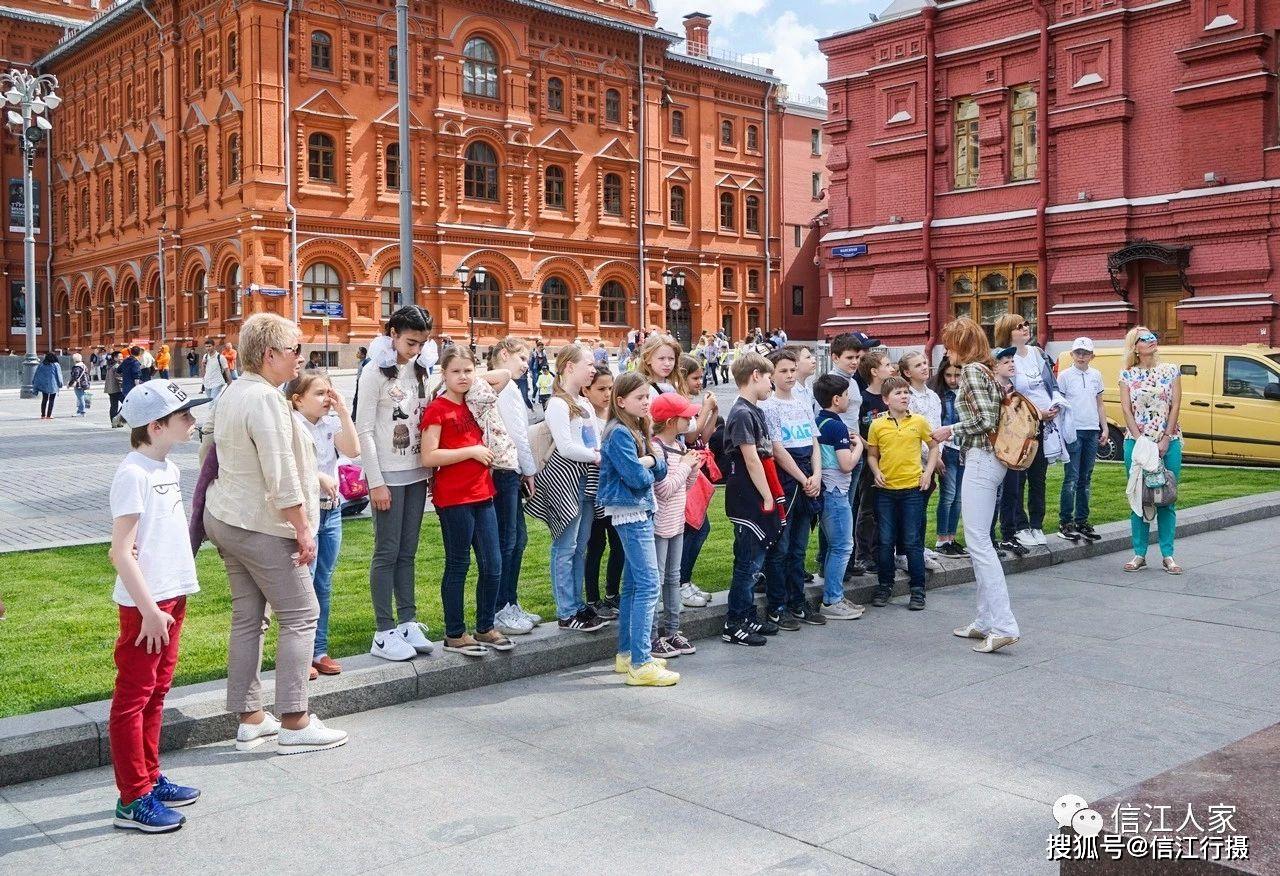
[420,348,514,656]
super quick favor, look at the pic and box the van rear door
[1213,354,1280,463]
[1174,353,1215,459]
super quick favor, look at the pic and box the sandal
[442,635,489,657]
[475,630,516,652]
[1162,557,1184,575]
[1123,556,1147,572]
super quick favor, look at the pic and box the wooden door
[1140,273,1186,344]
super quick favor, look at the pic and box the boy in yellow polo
[866,375,940,610]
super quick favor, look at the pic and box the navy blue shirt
[119,356,142,396]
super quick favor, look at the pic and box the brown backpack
[962,365,1041,471]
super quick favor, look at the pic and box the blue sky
[656,0,886,100]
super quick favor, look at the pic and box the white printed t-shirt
[109,451,200,607]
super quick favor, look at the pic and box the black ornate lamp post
[454,264,487,352]
[661,268,687,349]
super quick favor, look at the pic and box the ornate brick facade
[818,0,1280,354]
[6,0,822,363]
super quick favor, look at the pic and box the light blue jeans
[308,505,343,658]
[74,387,87,415]
[550,490,593,621]
[615,516,660,666]
[819,488,854,605]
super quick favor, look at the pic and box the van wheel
[1097,426,1125,461]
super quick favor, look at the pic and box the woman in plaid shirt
[931,318,1021,654]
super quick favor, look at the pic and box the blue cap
[994,346,1017,360]
[848,331,881,349]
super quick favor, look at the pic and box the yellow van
[1056,344,1280,464]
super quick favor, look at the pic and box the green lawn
[2,463,1278,719]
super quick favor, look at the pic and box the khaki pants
[205,510,318,715]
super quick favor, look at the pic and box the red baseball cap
[650,392,699,422]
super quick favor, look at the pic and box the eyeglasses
[273,344,302,356]
[1015,321,1030,330]
[1137,332,1158,344]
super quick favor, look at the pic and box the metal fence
[0,354,74,389]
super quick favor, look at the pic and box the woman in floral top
[1119,326,1183,574]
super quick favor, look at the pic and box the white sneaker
[370,628,417,661]
[1015,529,1038,548]
[235,713,281,751]
[895,555,908,572]
[822,599,865,620]
[397,621,435,654]
[692,583,712,603]
[495,605,534,636]
[1032,529,1048,546]
[680,582,708,608]
[515,603,542,626]
[276,715,348,755]
[923,547,939,561]
[924,555,944,573]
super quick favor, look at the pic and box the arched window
[126,170,138,214]
[746,124,759,151]
[980,271,1009,294]
[385,143,400,191]
[604,88,621,123]
[745,195,760,233]
[541,276,570,323]
[600,280,627,325]
[602,173,623,217]
[954,97,979,189]
[128,288,140,329]
[192,49,203,91]
[544,165,565,208]
[310,31,332,72]
[721,267,735,291]
[227,134,241,184]
[387,46,398,84]
[303,262,341,305]
[547,77,564,113]
[720,119,734,146]
[227,32,239,73]
[193,269,208,321]
[719,191,735,230]
[671,109,684,137]
[470,272,501,322]
[153,160,165,208]
[747,269,760,294]
[669,185,686,225]
[102,179,113,224]
[307,132,336,183]
[464,141,499,201]
[105,287,116,332]
[380,267,401,319]
[462,37,498,99]
[193,146,207,193]
[747,306,760,331]
[225,263,242,318]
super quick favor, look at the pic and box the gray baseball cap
[120,379,211,426]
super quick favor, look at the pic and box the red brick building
[0,1,825,364]
[777,97,827,340]
[817,0,1280,355]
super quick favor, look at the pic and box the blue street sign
[306,301,344,317]
[324,301,344,318]
[832,244,868,258]
[255,286,288,297]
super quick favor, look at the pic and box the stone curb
[3,490,1278,787]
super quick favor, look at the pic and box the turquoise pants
[1123,437,1182,559]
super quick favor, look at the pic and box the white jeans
[961,447,1020,638]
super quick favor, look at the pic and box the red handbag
[338,463,369,501]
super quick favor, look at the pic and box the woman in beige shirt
[203,313,348,755]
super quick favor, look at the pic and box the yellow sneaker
[626,660,680,687]
[614,653,667,673]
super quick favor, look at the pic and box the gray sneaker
[822,599,865,620]
[495,605,534,636]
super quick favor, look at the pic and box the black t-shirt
[859,384,889,439]
[724,397,772,462]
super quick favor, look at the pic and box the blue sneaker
[152,774,201,808]
[113,792,185,833]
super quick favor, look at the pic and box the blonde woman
[1119,326,1183,574]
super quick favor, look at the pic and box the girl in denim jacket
[598,372,679,688]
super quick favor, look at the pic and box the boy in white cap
[1056,338,1108,542]
[108,380,209,833]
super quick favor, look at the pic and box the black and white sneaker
[721,620,767,646]
[792,604,827,626]
[558,609,606,632]
[590,600,619,620]
[747,615,781,636]
[1077,522,1102,542]
[1057,523,1082,541]
[998,539,1030,558]
[767,609,801,632]
[651,636,680,659]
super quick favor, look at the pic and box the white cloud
[746,11,827,99]
[655,0,769,33]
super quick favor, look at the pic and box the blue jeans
[308,505,343,658]
[492,470,528,610]
[206,384,224,403]
[550,491,593,620]
[765,485,814,613]
[74,387,87,414]
[819,488,853,604]
[436,500,501,638]
[937,448,964,538]
[728,523,768,623]
[876,488,926,599]
[615,516,660,666]
[679,516,711,584]
[1059,430,1100,526]
[1123,437,1182,559]
[817,459,861,574]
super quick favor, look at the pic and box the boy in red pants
[109,380,209,832]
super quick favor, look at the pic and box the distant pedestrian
[138,345,156,382]
[106,351,125,427]
[222,342,239,381]
[34,351,63,419]
[155,344,171,380]
[90,348,103,382]
[200,339,230,403]
[120,347,144,399]
[185,349,198,379]
[69,352,90,416]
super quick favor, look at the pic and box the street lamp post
[661,267,686,349]
[2,69,59,398]
[454,264,486,356]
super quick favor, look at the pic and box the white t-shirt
[109,452,200,607]
[1059,365,1104,431]
[295,410,342,480]
[202,352,227,390]
[1012,349,1054,410]
[761,393,818,450]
